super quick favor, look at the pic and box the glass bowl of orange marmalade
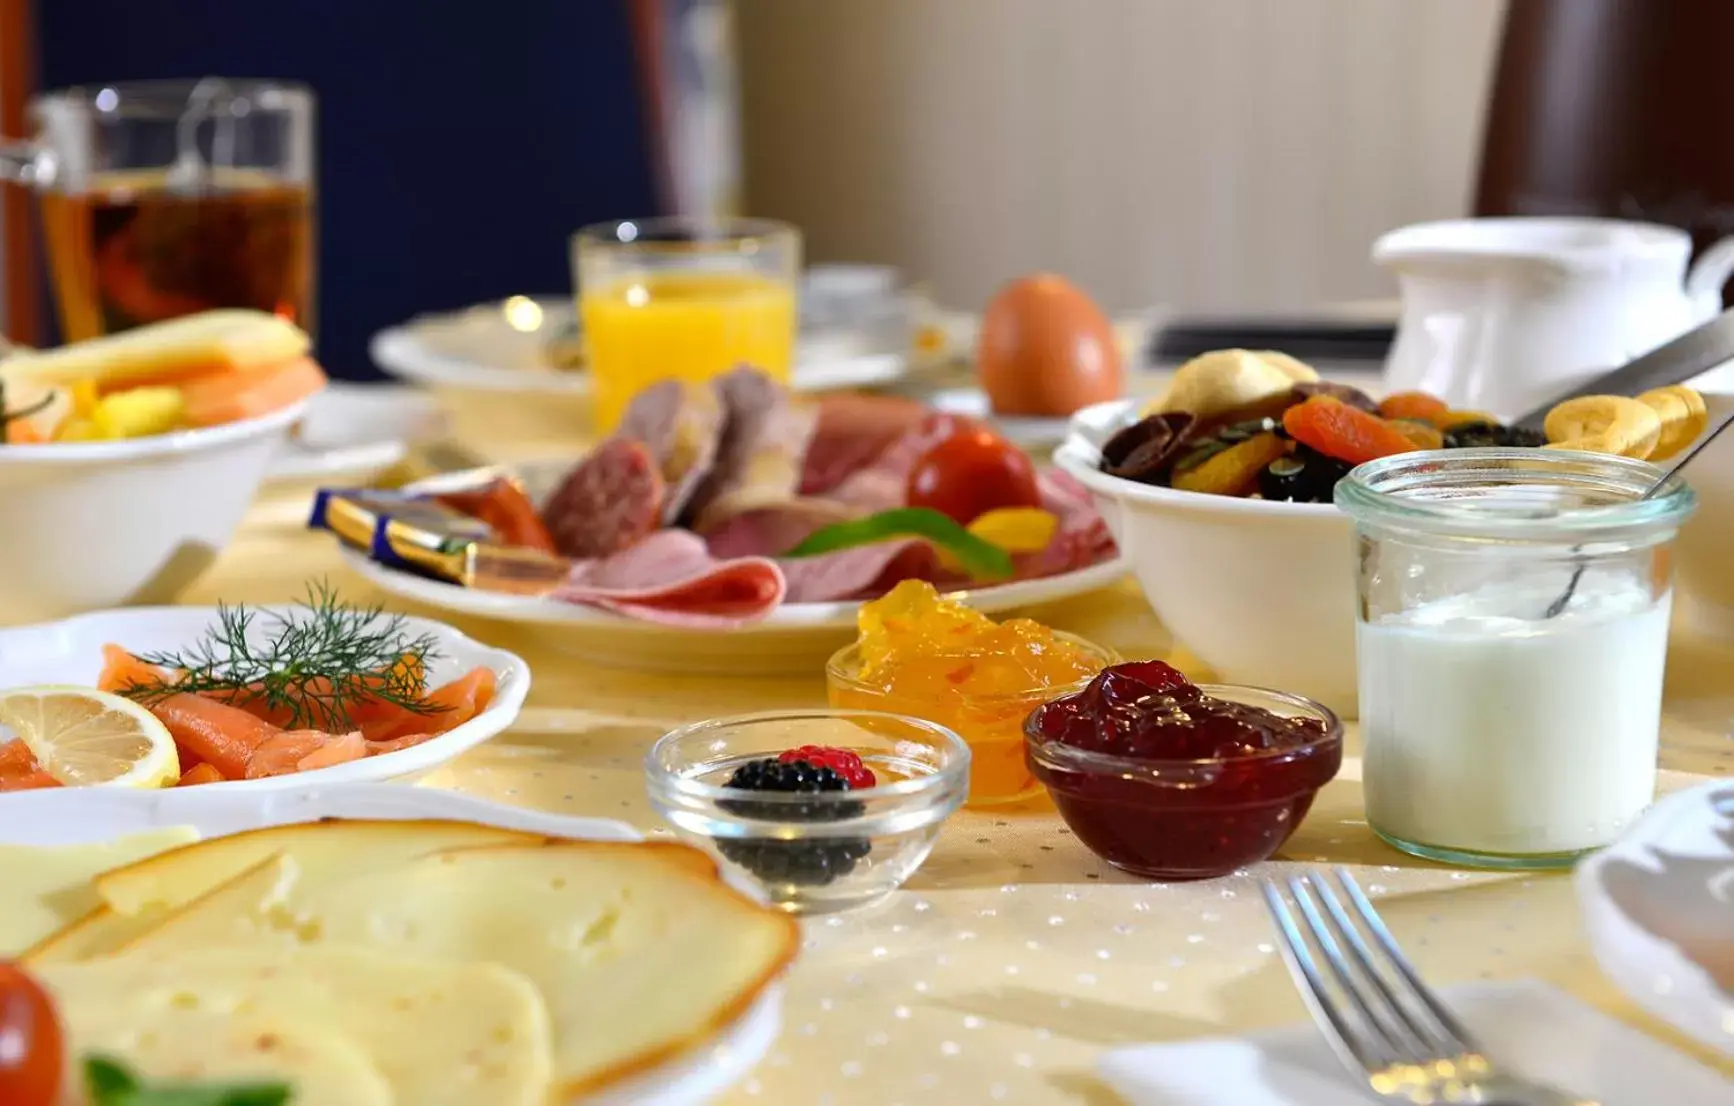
[826,582,1117,806]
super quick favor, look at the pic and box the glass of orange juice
[572,216,800,431]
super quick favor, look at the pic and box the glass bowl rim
[825,631,1120,705]
[646,708,972,808]
[1023,682,1344,775]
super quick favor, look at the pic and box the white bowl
[1055,400,1359,716]
[0,604,529,791]
[0,400,312,622]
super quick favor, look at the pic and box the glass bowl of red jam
[1024,660,1342,880]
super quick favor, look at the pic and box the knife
[1511,306,1734,430]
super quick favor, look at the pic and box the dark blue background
[39,1,660,379]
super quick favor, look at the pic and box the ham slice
[826,416,960,512]
[698,499,856,560]
[800,393,932,495]
[551,530,786,627]
[777,541,946,603]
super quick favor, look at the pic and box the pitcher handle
[1685,234,1734,311]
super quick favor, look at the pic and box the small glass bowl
[1025,684,1343,881]
[646,710,970,914]
[826,633,1118,807]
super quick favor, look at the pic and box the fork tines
[1260,867,1488,1085]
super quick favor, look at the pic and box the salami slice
[541,438,666,559]
[614,379,725,523]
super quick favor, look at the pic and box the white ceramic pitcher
[1374,217,1734,419]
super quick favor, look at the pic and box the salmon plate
[0,587,512,793]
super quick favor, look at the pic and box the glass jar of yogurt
[1335,448,1695,869]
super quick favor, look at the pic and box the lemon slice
[0,685,179,788]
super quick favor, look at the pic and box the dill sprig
[125,581,447,731]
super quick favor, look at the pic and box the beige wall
[738,0,1506,315]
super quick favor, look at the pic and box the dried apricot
[1390,419,1444,450]
[1172,432,1288,496]
[1377,391,1450,422]
[1281,396,1420,466]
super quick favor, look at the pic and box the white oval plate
[370,295,910,396]
[337,461,1127,672]
[269,383,446,483]
[0,605,529,791]
[0,784,782,1105]
[1575,779,1734,1057]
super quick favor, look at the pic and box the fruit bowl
[0,401,313,622]
[1055,399,1359,715]
[1026,679,1343,880]
[644,710,969,914]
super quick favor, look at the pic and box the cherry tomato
[905,427,1041,524]
[0,961,63,1106]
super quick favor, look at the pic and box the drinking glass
[0,78,316,341]
[573,216,798,431]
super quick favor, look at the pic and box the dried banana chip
[1542,395,1662,459]
[1636,385,1709,462]
[1149,349,1295,422]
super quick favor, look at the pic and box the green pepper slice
[783,507,1015,580]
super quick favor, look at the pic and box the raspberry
[778,745,877,788]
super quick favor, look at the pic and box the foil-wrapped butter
[310,488,572,596]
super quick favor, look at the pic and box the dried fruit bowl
[645,710,970,914]
[1057,399,1359,716]
[1025,682,1343,880]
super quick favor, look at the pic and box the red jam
[1025,660,1341,880]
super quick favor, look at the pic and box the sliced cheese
[40,945,551,1106]
[23,904,165,966]
[0,826,196,956]
[63,1010,392,1106]
[127,841,799,1099]
[0,309,309,389]
[94,818,536,918]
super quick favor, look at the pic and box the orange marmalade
[826,580,1113,805]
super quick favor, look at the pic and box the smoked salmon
[0,738,59,790]
[96,645,174,694]
[245,729,367,779]
[361,668,496,744]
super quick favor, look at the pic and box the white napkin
[1097,980,1734,1105]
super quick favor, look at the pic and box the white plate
[370,295,910,396]
[1575,780,1734,1057]
[337,461,1128,672]
[0,785,781,1105]
[269,383,446,483]
[0,605,529,791]
[928,386,1074,449]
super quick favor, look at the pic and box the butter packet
[310,488,573,597]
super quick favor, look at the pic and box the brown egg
[977,274,1123,416]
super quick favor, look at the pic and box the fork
[1259,868,1598,1105]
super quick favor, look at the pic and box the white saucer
[269,383,445,483]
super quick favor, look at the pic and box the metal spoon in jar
[1544,413,1732,618]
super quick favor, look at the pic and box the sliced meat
[687,367,818,526]
[800,393,932,495]
[698,499,857,560]
[541,438,666,559]
[552,530,786,627]
[826,416,961,512]
[778,540,945,603]
[614,379,726,522]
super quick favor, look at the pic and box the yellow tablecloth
[182,481,1734,1103]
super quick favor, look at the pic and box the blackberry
[717,757,872,887]
[1442,421,1547,449]
[1257,446,1351,503]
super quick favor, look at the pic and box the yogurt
[1357,575,1670,859]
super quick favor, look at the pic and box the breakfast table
[190,458,1734,1105]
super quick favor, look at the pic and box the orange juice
[580,270,796,431]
